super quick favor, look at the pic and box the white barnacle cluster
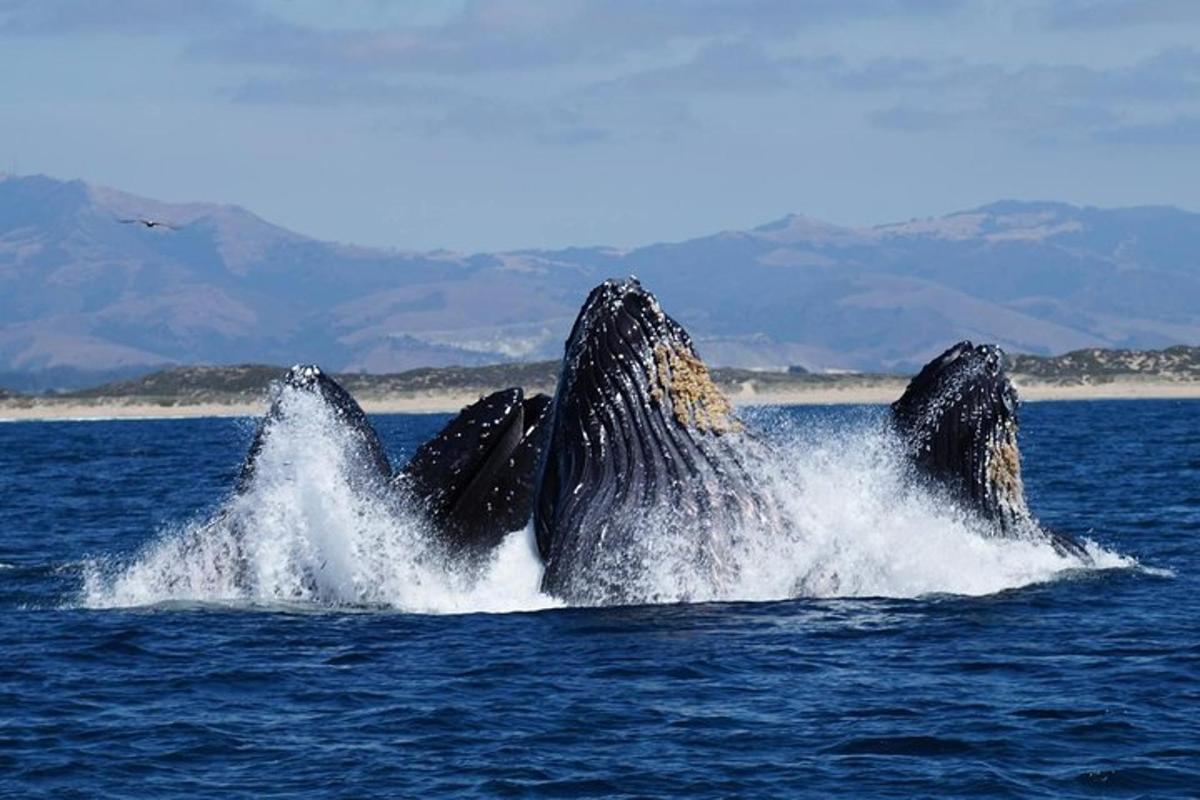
[287,364,322,381]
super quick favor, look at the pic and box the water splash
[82,390,557,614]
[81,401,1135,614]
[625,410,1132,604]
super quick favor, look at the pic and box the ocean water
[1,400,1197,798]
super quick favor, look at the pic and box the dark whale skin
[892,342,1088,559]
[535,278,768,604]
[397,389,552,554]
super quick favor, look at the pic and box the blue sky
[1,0,1198,251]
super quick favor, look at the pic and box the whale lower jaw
[535,278,768,604]
[892,343,1027,526]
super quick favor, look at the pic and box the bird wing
[117,216,182,229]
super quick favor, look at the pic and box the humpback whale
[239,365,553,553]
[891,342,1088,559]
[534,278,772,604]
[221,278,1089,605]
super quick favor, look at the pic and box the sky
[1,0,1199,252]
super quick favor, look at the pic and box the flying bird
[118,217,179,230]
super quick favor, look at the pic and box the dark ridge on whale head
[535,277,768,604]
[397,388,553,554]
[237,364,391,492]
[891,342,1087,558]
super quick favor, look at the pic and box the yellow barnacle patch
[986,423,1024,502]
[652,344,740,434]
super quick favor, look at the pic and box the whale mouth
[397,388,552,554]
[242,369,554,556]
[535,278,766,604]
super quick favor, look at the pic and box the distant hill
[3,173,1199,389]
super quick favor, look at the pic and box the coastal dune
[4,346,1199,421]
[3,376,1198,422]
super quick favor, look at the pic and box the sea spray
[82,389,556,613]
[82,401,1132,613]
[614,410,1127,605]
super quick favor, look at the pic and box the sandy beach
[2,379,1198,422]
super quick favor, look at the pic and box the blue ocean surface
[1,400,1197,798]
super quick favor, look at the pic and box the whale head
[891,342,1028,527]
[890,342,1086,558]
[534,278,761,603]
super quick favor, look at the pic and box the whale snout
[284,364,324,389]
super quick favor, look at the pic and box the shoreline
[2,379,1199,422]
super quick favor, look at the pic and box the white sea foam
[623,411,1132,604]
[81,390,558,614]
[81,398,1135,614]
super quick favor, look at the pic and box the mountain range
[2,173,1199,391]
